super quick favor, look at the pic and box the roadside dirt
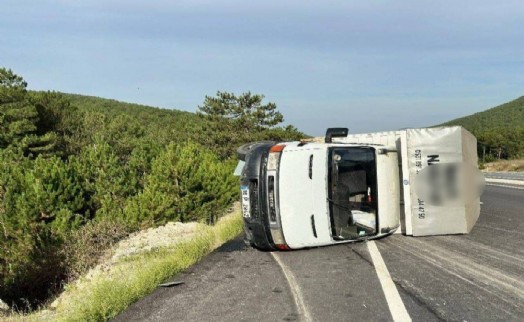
[482,159,524,172]
[49,220,207,309]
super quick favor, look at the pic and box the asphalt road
[115,185,524,322]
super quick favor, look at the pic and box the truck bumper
[240,144,277,251]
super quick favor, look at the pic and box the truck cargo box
[333,126,481,236]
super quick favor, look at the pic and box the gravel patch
[111,221,204,262]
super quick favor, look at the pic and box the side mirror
[325,128,349,143]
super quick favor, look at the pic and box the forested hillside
[0,68,303,310]
[441,96,524,160]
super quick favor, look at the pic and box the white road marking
[486,183,524,190]
[271,252,313,322]
[367,240,412,322]
[485,178,524,186]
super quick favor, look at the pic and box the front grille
[268,176,277,222]
[249,180,259,220]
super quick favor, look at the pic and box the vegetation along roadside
[8,205,243,321]
[0,67,303,316]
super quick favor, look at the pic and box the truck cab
[238,128,400,251]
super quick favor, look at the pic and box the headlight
[267,152,280,171]
[267,144,285,171]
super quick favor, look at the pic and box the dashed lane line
[271,252,313,322]
[367,240,412,322]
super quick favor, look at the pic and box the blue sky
[1,1,523,135]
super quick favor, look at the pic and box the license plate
[240,185,250,218]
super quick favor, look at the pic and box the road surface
[115,184,524,322]
[484,171,524,181]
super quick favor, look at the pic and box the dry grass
[482,159,524,172]
[6,207,243,322]
[63,220,132,282]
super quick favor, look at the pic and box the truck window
[328,147,378,240]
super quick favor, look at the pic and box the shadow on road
[216,235,250,253]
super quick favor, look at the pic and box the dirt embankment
[1,203,241,319]
[48,220,207,309]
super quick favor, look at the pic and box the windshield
[328,147,378,240]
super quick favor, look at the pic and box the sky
[1,0,523,135]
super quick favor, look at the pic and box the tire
[236,141,275,161]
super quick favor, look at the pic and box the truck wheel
[237,141,275,161]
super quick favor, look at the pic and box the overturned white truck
[236,126,483,250]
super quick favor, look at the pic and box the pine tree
[0,68,55,156]
[198,91,284,131]
[197,91,292,158]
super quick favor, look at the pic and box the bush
[69,141,132,221]
[62,219,132,282]
[124,142,237,226]
[0,151,86,309]
[0,224,64,311]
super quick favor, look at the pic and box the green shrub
[124,142,237,226]
[69,141,132,221]
[0,151,87,309]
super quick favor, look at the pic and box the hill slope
[1,69,303,310]
[63,93,200,123]
[441,96,524,134]
[440,96,524,160]
[55,92,207,142]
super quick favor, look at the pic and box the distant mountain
[440,96,524,160]
[441,96,524,134]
